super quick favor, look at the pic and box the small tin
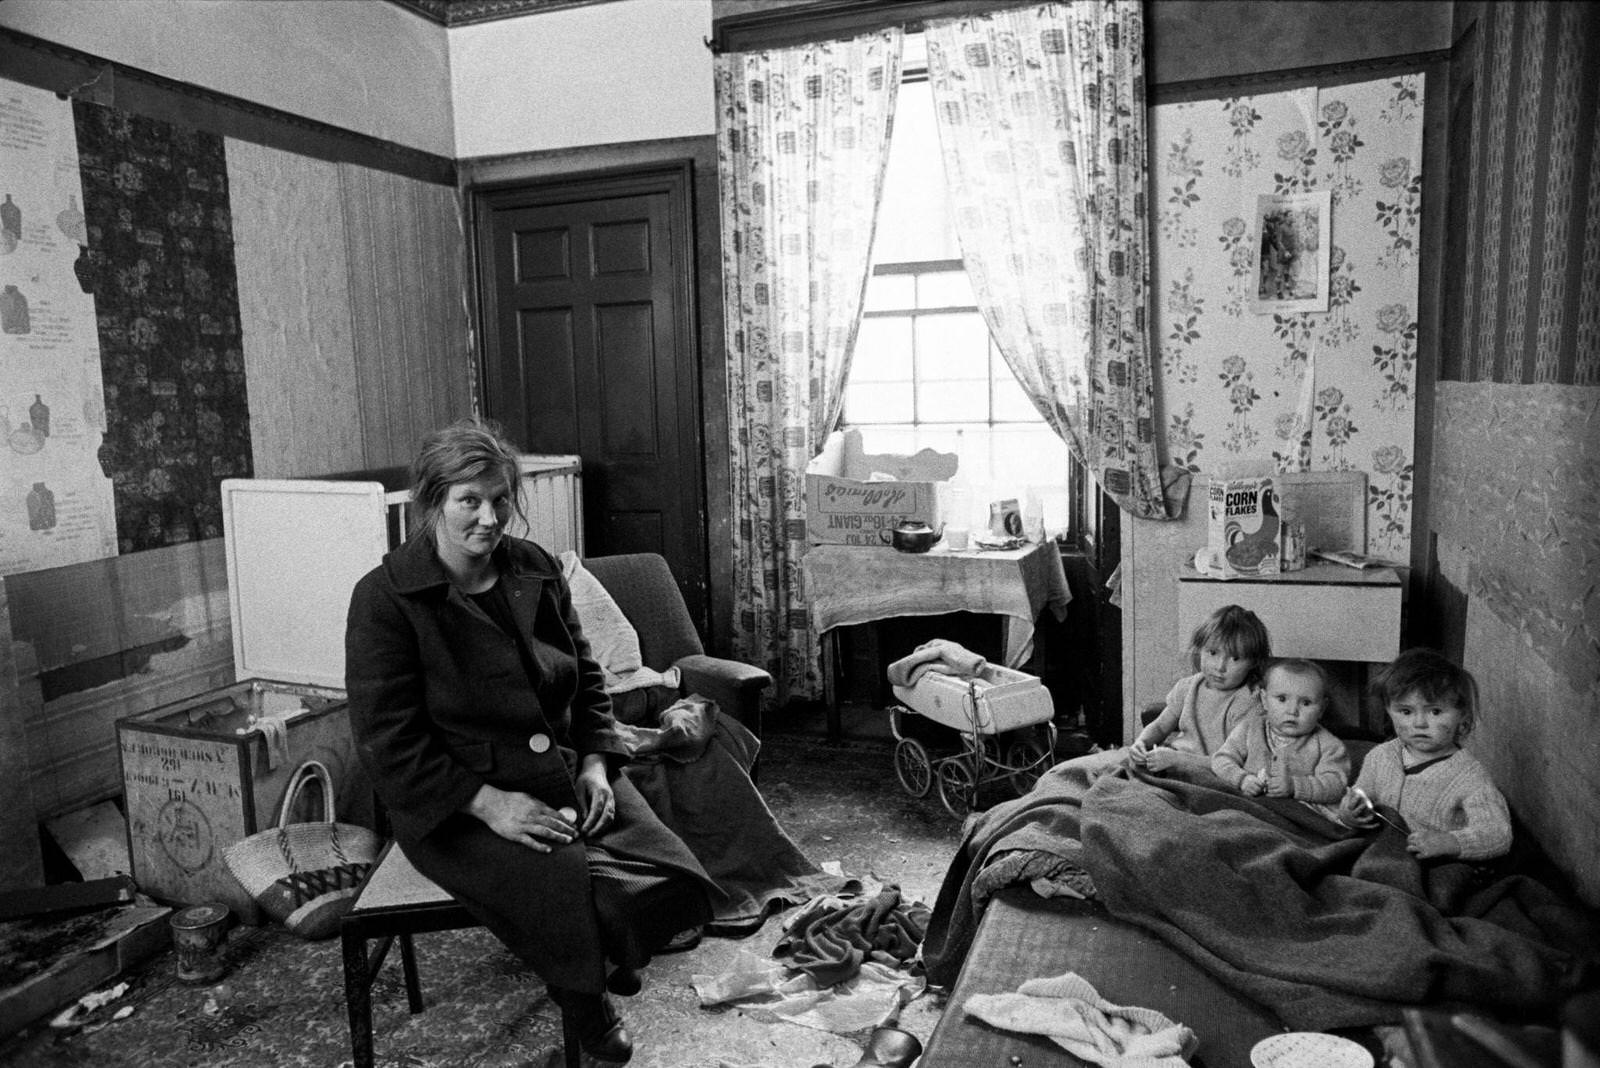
[169,902,231,984]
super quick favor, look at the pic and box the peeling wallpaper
[1150,76,1426,561]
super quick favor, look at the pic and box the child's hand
[1127,738,1151,765]
[1144,747,1177,774]
[1407,829,1461,860]
[1339,788,1380,828]
[1240,773,1266,797]
[1265,763,1292,798]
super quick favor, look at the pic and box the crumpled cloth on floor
[774,885,929,987]
[693,947,924,1035]
[692,883,930,1035]
[885,638,987,687]
[964,971,1197,1068]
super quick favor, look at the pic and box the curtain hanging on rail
[925,1,1178,519]
[716,28,904,702]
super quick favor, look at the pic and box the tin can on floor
[170,902,231,984]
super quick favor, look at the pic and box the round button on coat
[528,733,552,754]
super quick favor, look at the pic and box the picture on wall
[1252,190,1331,314]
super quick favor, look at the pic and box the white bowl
[1251,1031,1374,1068]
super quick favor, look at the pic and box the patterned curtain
[716,30,903,702]
[925,2,1174,519]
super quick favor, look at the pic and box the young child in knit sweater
[1212,658,1350,816]
[1337,648,1512,861]
[1129,604,1271,775]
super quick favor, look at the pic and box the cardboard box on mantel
[805,429,956,546]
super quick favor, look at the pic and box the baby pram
[888,662,1057,816]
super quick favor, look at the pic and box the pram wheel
[937,757,977,817]
[893,738,933,798]
[1005,731,1051,796]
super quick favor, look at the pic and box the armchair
[583,553,770,739]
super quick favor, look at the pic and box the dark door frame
[468,160,711,630]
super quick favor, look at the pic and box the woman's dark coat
[344,533,713,991]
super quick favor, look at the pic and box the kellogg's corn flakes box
[1207,476,1282,575]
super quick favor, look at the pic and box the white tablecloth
[800,541,1072,666]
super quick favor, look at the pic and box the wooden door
[475,164,707,628]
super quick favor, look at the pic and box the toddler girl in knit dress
[1337,648,1512,860]
[1129,604,1271,775]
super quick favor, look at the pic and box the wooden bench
[340,842,579,1068]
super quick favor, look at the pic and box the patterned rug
[0,729,964,1068]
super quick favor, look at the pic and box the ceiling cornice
[385,0,621,28]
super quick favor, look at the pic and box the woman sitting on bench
[345,417,718,1066]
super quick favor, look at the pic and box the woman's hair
[1187,604,1272,681]
[1370,647,1480,738]
[408,416,526,537]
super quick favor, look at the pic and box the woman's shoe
[552,988,633,1064]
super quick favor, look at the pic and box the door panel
[476,167,706,628]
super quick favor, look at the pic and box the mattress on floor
[919,888,1283,1068]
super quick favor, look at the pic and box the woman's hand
[467,784,577,852]
[575,754,616,837]
[1407,829,1460,860]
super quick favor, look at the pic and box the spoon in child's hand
[1350,787,1407,833]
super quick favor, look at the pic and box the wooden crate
[0,902,171,1038]
[115,680,370,924]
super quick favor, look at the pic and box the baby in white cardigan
[1338,648,1512,861]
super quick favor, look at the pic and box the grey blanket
[922,756,1597,1030]
[624,708,844,934]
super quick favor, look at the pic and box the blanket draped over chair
[622,699,843,933]
[921,759,1597,1031]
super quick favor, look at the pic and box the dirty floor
[1,704,980,1068]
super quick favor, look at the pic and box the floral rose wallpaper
[1150,76,1425,561]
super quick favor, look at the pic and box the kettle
[881,520,941,553]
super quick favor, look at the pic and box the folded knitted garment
[886,638,987,687]
[964,971,1196,1068]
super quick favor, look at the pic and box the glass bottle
[29,394,49,437]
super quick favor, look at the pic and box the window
[842,35,1072,535]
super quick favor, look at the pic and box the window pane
[916,313,992,379]
[871,80,960,263]
[844,382,914,423]
[852,318,913,381]
[918,379,989,422]
[864,272,914,311]
[992,374,1042,421]
[918,270,975,309]
[986,425,1072,492]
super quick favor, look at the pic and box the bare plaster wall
[1433,384,1600,903]
[0,0,455,157]
[449,0,713,158]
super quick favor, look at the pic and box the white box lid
[221,478,391,690]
